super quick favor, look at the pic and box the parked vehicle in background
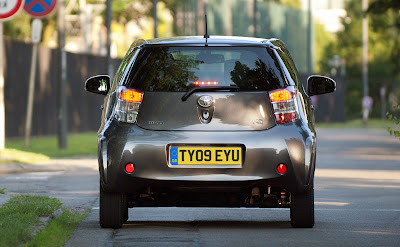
[85,36,336,229]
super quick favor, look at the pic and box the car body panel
[137,92,276,131]
[98,119,314,194]
[86,36,334,211]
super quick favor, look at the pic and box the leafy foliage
[367,0,400,138]
[112,0,152,25]
[320,0,400,120]
[387,104,400,138]
[368,0,400,23]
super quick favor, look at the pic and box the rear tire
[290,181,315,228]
[99,183,127,229]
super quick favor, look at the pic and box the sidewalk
[0,157,98,209]
[0,157,98,174]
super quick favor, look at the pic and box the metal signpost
[0,0,25,150]
[23,0,57,147]
[24,19,41,147]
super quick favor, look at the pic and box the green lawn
[6,132,97,158]
[315,118,395,130]
[0,195,87,247]
[1,132,98,164]
[0,195,62,246]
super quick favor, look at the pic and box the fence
[4,39,121,138]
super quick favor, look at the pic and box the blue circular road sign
[24,0,56,18]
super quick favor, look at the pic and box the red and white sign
[24,0,56,18]
[0,0,25,21]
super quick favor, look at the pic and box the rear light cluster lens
[269,88,299,125]
[115,87,143,123]
[120,89,143,103]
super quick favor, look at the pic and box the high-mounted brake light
[194,81,219,86]
[269,87,299,125]
[114,87,143,123]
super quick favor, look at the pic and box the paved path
[65,129,400,246]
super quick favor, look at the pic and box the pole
[362,0,369,126]
[0,23,4,150]
[307,0,313,75]
[57,0,67,149]
[253,0,257,37]
[24,42,38,147]
[153,0,158,38]
[106,0,113,76]
[24,19,42,148]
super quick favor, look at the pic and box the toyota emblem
[197,95,214,108]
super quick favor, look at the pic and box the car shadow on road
[123,220,291,229]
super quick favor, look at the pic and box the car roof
[137,36,278,48]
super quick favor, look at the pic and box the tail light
[269,87,299,124]
[114,87,143,123]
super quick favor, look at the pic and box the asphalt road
[1,129,399,246]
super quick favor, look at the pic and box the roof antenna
[204,4,210,44]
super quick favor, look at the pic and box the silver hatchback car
[85,36,335,229]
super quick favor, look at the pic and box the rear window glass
[124,46,288,91]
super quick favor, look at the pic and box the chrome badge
[197,95,214,108]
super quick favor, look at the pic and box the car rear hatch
[117,45,294,131]
[137,91,275,131]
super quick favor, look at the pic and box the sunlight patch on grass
[5,132,97,159]
[0,148,50,164]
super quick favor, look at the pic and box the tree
[368,0,400,137]
[320,0,400,120]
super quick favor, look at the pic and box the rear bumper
[98,120,316,194]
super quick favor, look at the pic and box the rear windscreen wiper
[181,86,240,101]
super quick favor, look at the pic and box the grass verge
[1,132,97,164]
[316,118,395,130]
[0,195,87,247]
[0,195,62,246]
[26,210,87,247]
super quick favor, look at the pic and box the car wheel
[290,180,314,228]
[99,183,127,229]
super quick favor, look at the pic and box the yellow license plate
[169,147,242,167]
